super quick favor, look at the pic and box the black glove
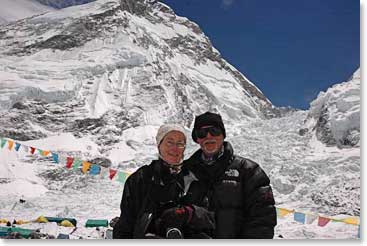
[155,206,194,237]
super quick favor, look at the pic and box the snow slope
[303,69,360,148]
[0,104,360,239]
[0,0,54,25]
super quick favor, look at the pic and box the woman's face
[159,131,186,165]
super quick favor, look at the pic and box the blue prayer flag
[294,212,306,224]
[52,153,59,163]
[15,143,21,151]
[90,164,101,175]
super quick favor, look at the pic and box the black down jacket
[186,142,277,239]
[112,159,215,239]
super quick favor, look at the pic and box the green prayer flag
[116,171,127,183]
[0,139,6,148]
[72,159,82,170]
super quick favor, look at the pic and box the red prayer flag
[318,216,331,227]
[30,147,36,154]
[109,169,117,180]
[66,157,74,169]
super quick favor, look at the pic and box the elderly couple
[113,112,276,239]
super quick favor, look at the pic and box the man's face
[196,125,224,156]
[159,131,186,165]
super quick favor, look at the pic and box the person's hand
[155,206,193,237]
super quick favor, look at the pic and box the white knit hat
[156,124,187,146]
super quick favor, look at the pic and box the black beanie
[192,112,226,143]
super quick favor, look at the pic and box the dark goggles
[195,126,222,139]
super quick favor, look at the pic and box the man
[186,112,277,238]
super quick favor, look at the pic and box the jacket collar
[187,142,235,182]
[149,159,186,186]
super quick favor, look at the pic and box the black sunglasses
[196,127,222,139]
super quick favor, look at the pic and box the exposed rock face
[314,106,337,146]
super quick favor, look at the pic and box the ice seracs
[302,68,360,148]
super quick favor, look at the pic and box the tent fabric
[35,216,49,223]
[45,217,77,226]
[0,227,9,237]
[57,233,70,239]
[85,219,109,227]
[0,226,34,238]
[14,220,30,225]
[0,219,9,224]
[60,220,75,227]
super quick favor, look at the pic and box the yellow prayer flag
[8,140,14,150]
[277,208,294,217]
[82,161,91,174]
[342,217,359,225]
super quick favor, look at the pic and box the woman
[113,124,214,239]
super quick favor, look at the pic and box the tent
[85,219,109,228]
[45,217,77,226]
[0,226,35,238]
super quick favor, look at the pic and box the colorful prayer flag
[58,155,67,165]
[15,143,21,151]
[342,217,359,225]
[38,149,43,155]
[30,147,36,154]
[42,150,50,156]
[277,208,294,217]
[100,167,109,179]
[82,161,91,174]
[306,213,318,224]
[90,165,101,175]
[109,169,117,180]
[0,138,6,148]
[8,140,14,150]
[66,157,74,168]
[318,216,331,227]
[72,159,82,171]
[22,145,29,153]
[294,212,306,224]
[116,171,127,184]
[52,153,59,163]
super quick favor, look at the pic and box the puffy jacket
[186,142,277,239]
[113,159,215,239]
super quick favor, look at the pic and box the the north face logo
[225,169,239,177]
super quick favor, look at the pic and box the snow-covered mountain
[0,0,273,165]
[301,69,360,148]
[0,0,360,239]
[0,0,54,25]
